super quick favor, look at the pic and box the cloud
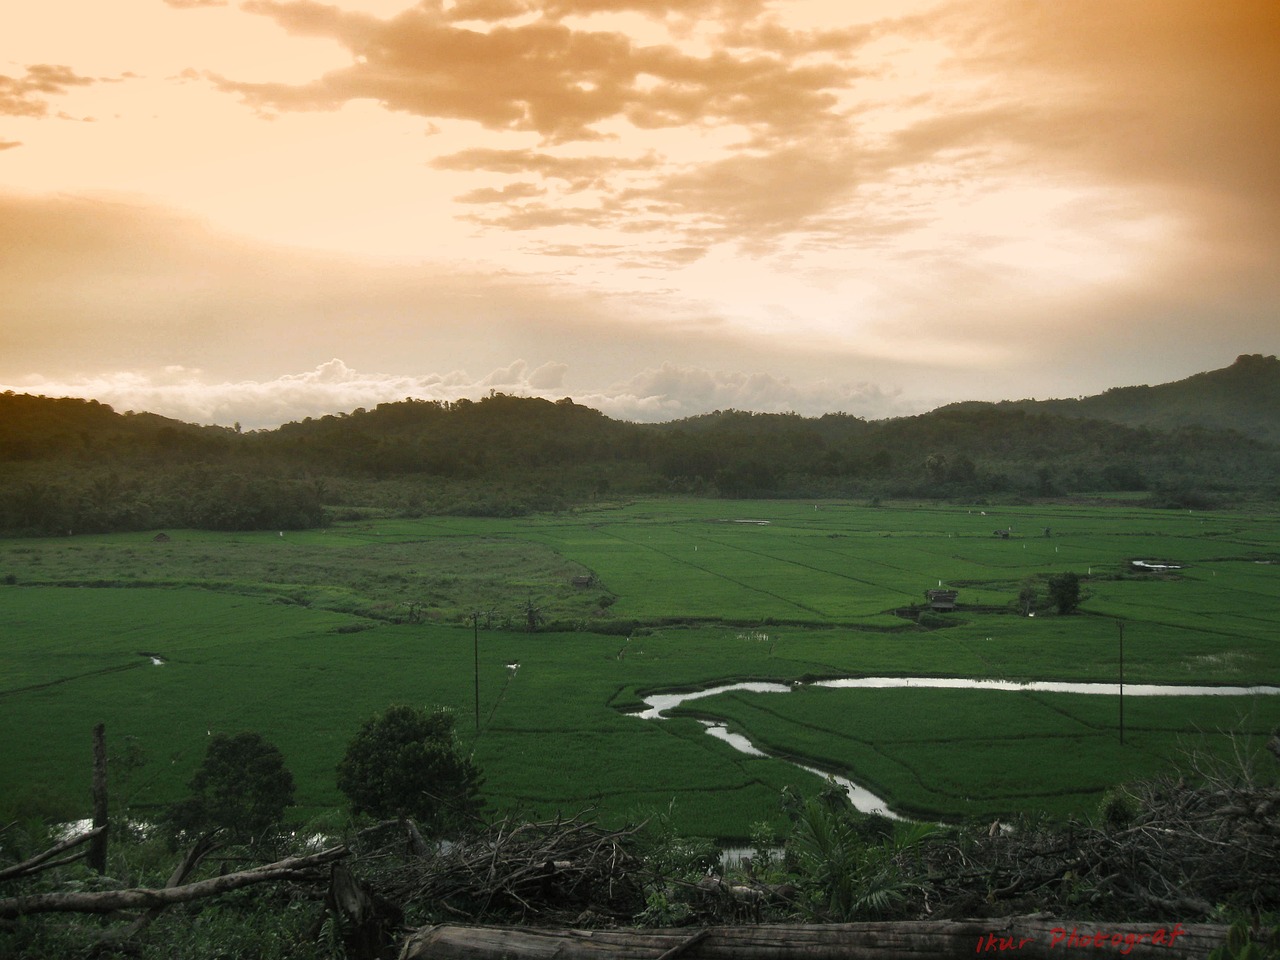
[206,0,866,256]
[901,0,1280,241]
[218,2,643,140]
[587,362,907,421]
[454,182,545,204]
[1,192,881,392]
[4,358,909,429]
[0,64,95,117]
[0,140,21,151]
[431,147,660,190]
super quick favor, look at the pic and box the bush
[166,732,295,846]
[1046,572,1081,614]
[336,705,483,835]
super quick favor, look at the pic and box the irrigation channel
[632,678,1280,821]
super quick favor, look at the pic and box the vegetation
[1046,571,1082,614]
[336,705,483,834]
[2,499,1279,837]
[2,359,1279,954]
[165,732,296,847]
[2,354,1278,536]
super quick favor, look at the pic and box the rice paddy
[2,497,1278,839]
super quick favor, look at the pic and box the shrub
[336,705,483,836]
[166,732,295,846]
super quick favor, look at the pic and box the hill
[2,357,1279,535]
[939,354,1280,444]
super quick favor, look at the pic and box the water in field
[812,676,1280,697]
[632,681,792,719]
[699,718,902,818]
[636,677,1280,819]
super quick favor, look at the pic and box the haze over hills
[937,354,1280,445]
[2,355,1278,536]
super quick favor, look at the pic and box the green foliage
[634,889,694,927]
[1047,571,1082,614]
[1017,576,1040,615]
[783,786,937,921]
[165,732,295,846]
[4,500,1280,836]
[336,705,483,834]
[1209,920,1280,960]
[5,360,1280,539]
[1096,787,1138,830]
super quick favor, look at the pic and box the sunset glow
[3,0,1277,426]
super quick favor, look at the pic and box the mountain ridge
[935,354,1280,445]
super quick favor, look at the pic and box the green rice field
[2,498,1278,839]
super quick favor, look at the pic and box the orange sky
[2,0,1277,425]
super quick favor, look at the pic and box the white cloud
[5,358,912,428]
[583,362,907,421]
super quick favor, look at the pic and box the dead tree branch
[0,826,107,884]
[0,845,348,919]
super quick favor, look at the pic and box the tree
[167,732,295,845]
[1046,572,1081,614]
[336,705,483,835]
[522,596,544,633]
[1017,577,1040,616]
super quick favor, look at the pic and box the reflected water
[634,676,1280,819]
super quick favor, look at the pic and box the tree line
[3,389,1278,535]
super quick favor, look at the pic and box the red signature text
[976,924,1188,954]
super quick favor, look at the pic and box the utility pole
[1118,621,1125,745]
[472,611,480,732]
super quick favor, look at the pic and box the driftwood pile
[918,749,1280,922]
[5,737,1277,958]
[377,813,646,925]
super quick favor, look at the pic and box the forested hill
[938,354,1280,445]
[2,357,1279,535]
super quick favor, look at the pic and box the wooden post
[88,723,108,874]
[1118,622,1125,746]
[472,612,480,732]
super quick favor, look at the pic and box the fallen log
[0,826,106,883]
[0,845,348,919]
[398,917,1229,959]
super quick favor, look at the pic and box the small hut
[925,589,958,611]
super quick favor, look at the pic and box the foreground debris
[399,917,1228,959]
[373,813,645,925]
[0,844,348,919]
[916,750,1280,922]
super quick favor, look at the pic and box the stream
[633,677,1280,820]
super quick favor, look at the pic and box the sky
[2,0,1277,428]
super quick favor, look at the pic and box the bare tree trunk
[0,846,348,919]
[399,918,1229,960]
[0,826,105,883]
[105,831,227,943]
[328,862,404,960]
[88,722,108,874]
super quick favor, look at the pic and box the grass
[2,497,1279,839]
[675,685,1280,821]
